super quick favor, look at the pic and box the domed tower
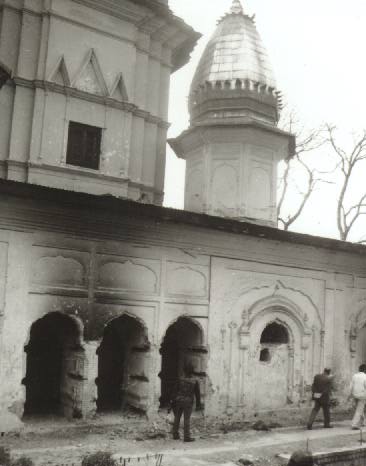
[169,0,295,226]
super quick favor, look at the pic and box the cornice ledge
[28,161,130,184]
[13,77,169,127]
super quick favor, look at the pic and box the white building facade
[0,0,365,431]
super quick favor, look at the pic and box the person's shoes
[307,425,312,430]
[352,427,361,430]
[324,425,333,428]
[184,438,195,442]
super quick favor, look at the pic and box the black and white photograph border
[1,1,366,465]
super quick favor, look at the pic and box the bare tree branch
[277,108,328,230]
[327,126,366,241]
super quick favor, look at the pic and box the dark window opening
[66,121,101,170]
[259,348,271,362]
[260,322,289,345]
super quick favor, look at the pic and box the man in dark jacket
[171,362,202,442]
[307,368,334,429]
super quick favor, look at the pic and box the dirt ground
[2,412,365,466]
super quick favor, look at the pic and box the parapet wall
[280,446,366,466]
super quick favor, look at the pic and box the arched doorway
[160,317,206,408]
[255,321,290,409]
[97,314,150,413]
[23,312,84,417]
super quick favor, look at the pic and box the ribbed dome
[190,1,276,95]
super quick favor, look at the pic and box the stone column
[287,345,295,402]
[301,335,311,400]
[349,326,358,374]
[320,329,325,370]
[82,341,99,417]
[238,329,250,407]
[226,321,238,411]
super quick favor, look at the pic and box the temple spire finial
[230,0,244,15]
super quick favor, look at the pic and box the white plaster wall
[0,198,365,422]
[0,0,176,201]
[182,127,288,224]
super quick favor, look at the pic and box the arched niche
[237,301,311,411]
[254,318,292,409]
[23,312,85,419]
[159,316,207,408]
[96,313,150,413]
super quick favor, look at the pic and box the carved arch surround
[236,302,311,410]
[230,280,323,331]
[226,288,321,410]
[246,297,309,335]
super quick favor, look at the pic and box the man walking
[307,368,334,430]
[171,362,202,442]
[349,364,366,429]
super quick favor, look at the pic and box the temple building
[0,0,366,431]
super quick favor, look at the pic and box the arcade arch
[96,314,150,413]
[23,312,84,418]
[159,316,206,408]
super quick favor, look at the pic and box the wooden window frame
[66,121,102,170]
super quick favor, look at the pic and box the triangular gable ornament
[72,49,108,96]
[48,56,71,86]
[109,73,129,102]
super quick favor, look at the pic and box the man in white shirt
[349,364,366,429]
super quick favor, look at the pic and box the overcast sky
[164,0,366,240]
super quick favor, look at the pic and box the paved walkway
[10,421,366,466]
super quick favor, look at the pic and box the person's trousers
[352,398,366,428]
[173,403,193,439]
[307,399,331,427]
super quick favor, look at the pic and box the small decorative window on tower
[66,121,102,170]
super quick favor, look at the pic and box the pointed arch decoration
[72,49,108,96]
[109,72,129,102]
[48,56,71,86]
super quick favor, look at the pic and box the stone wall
[281,447,366,466]
[0,187,365,425]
